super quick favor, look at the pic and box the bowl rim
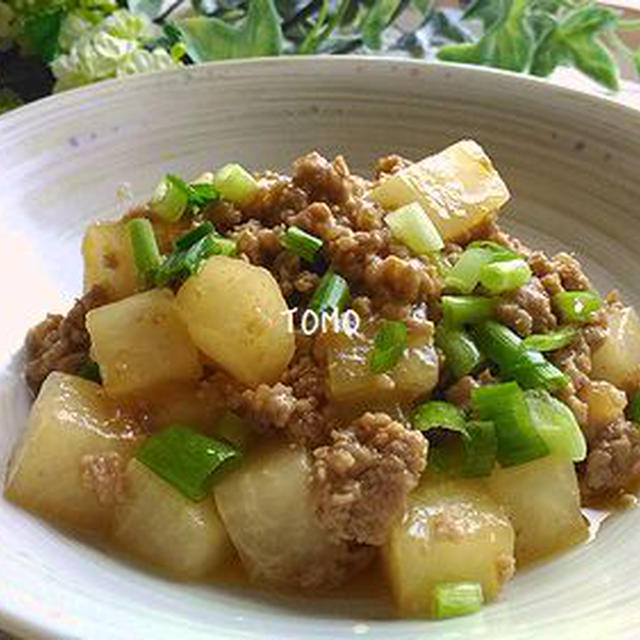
[2,55,640,639]
[1,56,640,134]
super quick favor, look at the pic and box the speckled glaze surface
[1,58,640,640]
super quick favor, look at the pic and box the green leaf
[463,0,507,31]
[531,5,618,91]
[127,0,164,20]
[634,48,640,78]
[437,0,534,72]
[176,0,283,61]
[361,0,402,50]
[24,8,64,63]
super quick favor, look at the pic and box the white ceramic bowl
[2,58,640,640]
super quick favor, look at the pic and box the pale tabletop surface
[0,68,639,640]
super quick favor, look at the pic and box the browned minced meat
[494,277,557,337]
[445,376,479,409]
[551,322,608,426]
[293,152,354,205]
[80,451,125,506]
[374,154,413,179]
[24,285,108,394]
[581,418,640,499]
[311,412,427,546]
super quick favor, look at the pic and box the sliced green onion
[369,320,407,374]
[213,163,259,205]
[127,218,162,276]
[433,582,484,619]
[466,241,522,260]
[136,425,241,501]
[524,389,587,461]
[211,411,253,450]
[435,324,483,379]
[553,291,602,323]
[413,403,496,477]
[384,201,444,254]
[442,295,494,326]
[471,381,550,467]
[522,326,578,352]
[76,359,102,383]
[154,233,235,286]
[472,321,567,391]
[283,226,323,263]
[186,181,218,208]
[462,420,497,477]
[412,400,466,433]
[309,270,349,315]
[479,258,531,294]
[629,390,640,424]
[444,242,521,294]
[174,221,215,251]
[444,247,492,294]
[150,175,189,221]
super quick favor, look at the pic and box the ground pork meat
[238,382,330,447]
[271,252,319,298]
[293,152,354,205]
[80,451,125,506]
[374,154,413,179]
[203,199,243,232]
[494,277,557,336]
[244,172,309,226]
[552,252,591,291]
[25,286,108,394]
[288,202,337,239]
[311,412,427,546]
[329,229,389,283]
[445,376,479,409]
[551,333,592,390]
[581,418,640,499]
[233,221,282,265]
[364,255,442,306]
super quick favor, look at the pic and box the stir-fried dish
[6,140,640,619]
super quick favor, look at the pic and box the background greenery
[1,0,639,112]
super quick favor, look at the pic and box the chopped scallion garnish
[462,420,497,477]
[479,258,531,294]
[553,290,602,323]
[433,582,484,619]
[473,320,567,391]
[283,226,323,263]
[435,324,483,379]
[213,163,259,205]
[154,233,235,287]
[136,425,241,501]
[524,389,587,461]
[442,295,494,326]
[444,242,521,294]
[76,359,102,383]
[174,221,216,251]
[150,174,218,221]
[150,175,189,222]
[309,270,350,315]
[413,402,496,477]
[127,218,162,277]
[369,320,407,374]
[629,390,640,424]
[521,326,578,352]
[413,400,466,433]
[471,381,550,467]
[384,201,444,254]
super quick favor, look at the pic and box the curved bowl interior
[1,58,640,640]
